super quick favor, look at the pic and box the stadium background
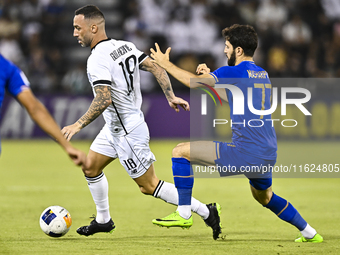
[1,0,340,140]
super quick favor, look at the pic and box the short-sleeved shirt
[210,61,277,160]
[0,55,30,153]
[0,54,30,116]
[87,39,148,136]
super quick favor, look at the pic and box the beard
[79,35,91,47]
[227,50,236,66]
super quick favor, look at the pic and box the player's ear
[236,47,243,56]
[91,24,98,34]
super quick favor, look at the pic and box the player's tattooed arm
[140,57,174,100]
[62,85,112,140]
[77,85,112,128]
[140,57,189,112]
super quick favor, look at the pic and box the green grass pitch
[0,140,339,254]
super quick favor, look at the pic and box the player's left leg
[132,159,210,224]
[152,141,222,239]
[117,123,210,224]
[250,182,323,242]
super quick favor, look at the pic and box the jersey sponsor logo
[110,44,132,61]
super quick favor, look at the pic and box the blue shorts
[214,142,276,190]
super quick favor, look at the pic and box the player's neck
[90,33,108,49]
[235,56,254,66]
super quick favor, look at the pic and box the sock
[172,157,194,219]
[153,181,209,219]
[196,203,210,220]
[177,205,192,219]
[265,193,308,232]
[85,172,111,224]
[301,224,317,239]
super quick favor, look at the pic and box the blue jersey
[0,55,30,153]
[210,61,277,160]
[0,55,30,114]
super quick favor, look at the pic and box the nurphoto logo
[200,83,312,128]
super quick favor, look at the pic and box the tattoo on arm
[77,85,111,128]
[140,60,174,100]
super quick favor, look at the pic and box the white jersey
[87,38,148,135]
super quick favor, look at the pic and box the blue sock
[265,193,307,231]
[172,157,194,206]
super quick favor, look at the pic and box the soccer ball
[39,205,72,237]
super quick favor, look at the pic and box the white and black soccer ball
[39,205,72,237]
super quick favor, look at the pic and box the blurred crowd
[1,0,340,94]
[0,0,68,93]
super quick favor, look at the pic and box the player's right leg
[77,125,117,236]
[77,149,116,236]
[249,182,323,243]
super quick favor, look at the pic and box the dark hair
[75,5,105,20]
[222,24,257,57]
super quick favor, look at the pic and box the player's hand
[61,123,81,141]
[196,63,210,74]
[65,146,87,166]
[168,96,190,112]
[150,43,172,69]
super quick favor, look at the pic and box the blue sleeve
[210,66,232,82]
[6,65,30,97]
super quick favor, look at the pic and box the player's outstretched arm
[16,89,86,166]
[196,63,228,102]
[140,57,189,112]
[150,43,215,88]
[196,63,211,74]
[61,85,111,141]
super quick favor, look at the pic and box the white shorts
[90,122,156,179]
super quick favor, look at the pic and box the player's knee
[252,188,272,206]
[82,168,100,178]
[255,193,272,206]
[254,196,271,206]
[172,144,182,157]
[82,162,101,177]
[172,143,190,160]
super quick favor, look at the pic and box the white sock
[86,172,111,224]
[153,180,210,219]
[301,223,317,239]
[195,202,210,220]
[177,205,191,219]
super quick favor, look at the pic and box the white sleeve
[138,52,148,65]
[87,54,112,87]
[126,41,148,65]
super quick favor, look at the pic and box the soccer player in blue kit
[0,54,86,165]
[150,24,323,242]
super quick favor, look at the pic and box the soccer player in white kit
[61,5,221,238]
